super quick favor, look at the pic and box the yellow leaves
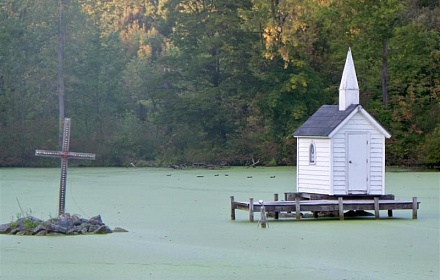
[391,95,412,122]
[138,44,152,58]
[259,0,320,66]
[289,73,308,90]
[177,1,202,14]
[347,27,360,36]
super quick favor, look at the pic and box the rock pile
[0,213,128,236]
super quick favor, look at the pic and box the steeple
[339,48,359,111]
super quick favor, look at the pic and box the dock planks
[230,194,419,222]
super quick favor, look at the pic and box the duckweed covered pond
[0,167,439,279]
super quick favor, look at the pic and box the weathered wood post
[295,197,301,220]
[412,197,418,219]
[274,193,279,219]
[230,196,235,220]
[338,197,344,220]
[259,201,267,228]
[374,197,380,219]
[249,198,254,222]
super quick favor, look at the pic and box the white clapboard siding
[297,138,331,194]
[331,131,347,194]
[330,112,386,195]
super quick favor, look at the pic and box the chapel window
[309,143,316,164]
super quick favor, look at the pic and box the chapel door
[347,133,369,194]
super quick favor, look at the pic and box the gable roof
[293,104,358,137]
[292,104,391,138]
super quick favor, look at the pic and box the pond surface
[0,167,439,279]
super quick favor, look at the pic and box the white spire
[339,48,359,111]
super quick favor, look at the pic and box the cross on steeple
[35,118,95,216]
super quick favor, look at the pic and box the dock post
[374,197,380,219]
[249,198,254,222]
[412,197,418,219]
[274,193,279,220]
[230,196,236,220]
[295,197,301,220]
[387,210,393,218]
[338,197,344,220]
[259,204,267,228]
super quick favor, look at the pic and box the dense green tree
[159,0,264,164]
[0,0,438,167]
[0,0,60,166]
[386,1,440,165]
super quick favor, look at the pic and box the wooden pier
[230,193,420,222]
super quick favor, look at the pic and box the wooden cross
[35,118,95,216]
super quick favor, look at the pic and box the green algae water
[0,167,439,280]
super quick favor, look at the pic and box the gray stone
[0,213,126,236]
[89,215,102,225]
[73,226,83,233]
[48,224,67,234]
[0,223,11,234]
[59,213,71,219]
[32,225,46,235]
[57,219,73,228]
[56,215,74,228]
[80,223,89,232]
[67,230,79,235]
[113,227,128,233]
[18,216,43,231]
[94,225,112,234]
[71,215,82,226]
[88,225,99,232]
[36,230,47,236]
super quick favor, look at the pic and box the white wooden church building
[293,49,391,196]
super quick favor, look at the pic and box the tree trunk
[381,38,389,108]
[57,0,65,146]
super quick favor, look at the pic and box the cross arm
[67,152,96,160]
[35,150,95,160]
[35,150,64,157]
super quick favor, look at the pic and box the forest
[0,0,438,168]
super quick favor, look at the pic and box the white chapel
[292,48,391,196]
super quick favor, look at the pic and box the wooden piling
[412,197,418,219]
[295,197,301,220]
[249,198,254,222]
[338,197,344,220]
[230,196,235,220]
[387,210,393,217]
[274,193,279,219]
[259,204,267,228]
[374,197,380,219]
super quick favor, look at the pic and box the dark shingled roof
[293,104,359,137]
